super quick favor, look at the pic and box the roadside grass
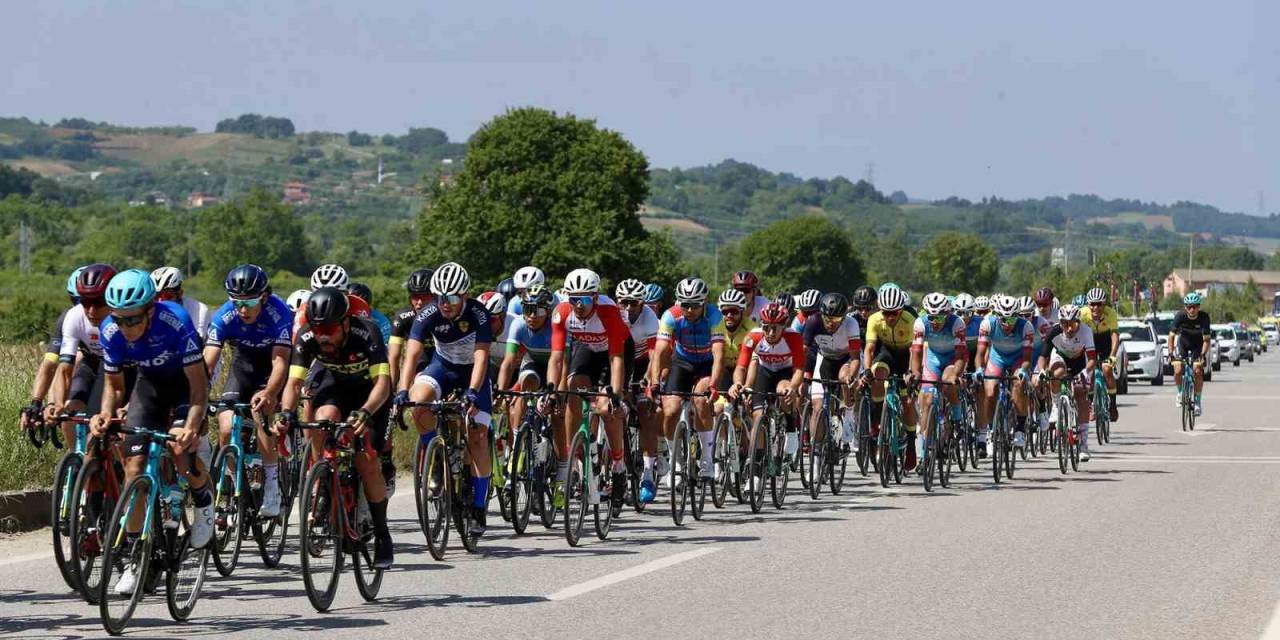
[0,345,60,492]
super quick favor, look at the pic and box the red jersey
[737,327,805,372]
[550,295,631,358]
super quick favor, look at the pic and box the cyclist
[477,291,509,376]
[1033,304,1096,461]
[730,271,769,322]
[203,264,294,518]
[546,268,631,511]
[50,264,127,430]
[1019,295,1053,434]
[286,289,310,313]
[151,266,210,339]
[22,267,81,435]
[294,264,371,336]
[89,269,212,594]
[803,292,861,448]
[860,286,920,471]
[1034,287,1059,324]
[1168,292,1211,416]
[614,279,663,502]
[728,303,805,481]
[975,295,1034,454]
[643,282,665,318]
[497,284,555,431]
[394,262,495,537]
[350,282,393,346]
[965,295,991,378]
[792,289,821,332]
[1081,287,1120,422]
[648,277,726,489]
[278,287,394,567]
[388,267,435,387]
[910,292,967,459]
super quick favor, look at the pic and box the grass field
[0,345,60,493]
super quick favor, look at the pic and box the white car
[1119,318,1162,385]
[1213,324,1243,367]
[1263,322,1277,347]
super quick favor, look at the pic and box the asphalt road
[3,353,1279,640]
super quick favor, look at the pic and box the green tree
[733,216,864,293]
[415,107,680,285]
[193,187,312,277]
[915,232,998,292]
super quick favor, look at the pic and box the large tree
[915,232,998,292]
[194,187,312,278]
[733,216,864,293]
[415,107,681,286]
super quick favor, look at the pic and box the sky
[3,0,1276,213]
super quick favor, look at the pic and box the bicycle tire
[52,451,83,591]
[209,447,243,577]
[165,498,209,622]
[828,410,847,496]
[939,410,953,489]
[745,416,766,514]
[299,460,343,612]
[797,405,811,491]
[353,504,384,602]
[921,401,936,493]
[711,415,731,509]
[421,437,452,559]
[1056,398,1069,474]
[256,466,290,569]
[1005,406,1017,480]
[669,421,689,526]
[564,433,588,547]
[99,475,153,635]
[770,416,791,509]
[594,438,614,540]
[70,457,115,604]
[808,407,826,500]
[510,426,534,534]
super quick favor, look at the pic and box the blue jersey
[505,313,553,365]
[506,291,564,317]
[978,315,1033,364]
[657,305,726,364]
[369,309,393,346]
[409,298,492,366]
[206,294,294,358]
[965,315,983,342]
[101,301,203,375]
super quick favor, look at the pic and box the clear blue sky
[3,1,1275,213]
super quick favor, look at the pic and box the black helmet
[852,285,877,309]
[349,282,373,305]
[224,264,269,298]
[819,292,849,317]
[772,292,795,313]
[405,268,434,295]
[307,286,349,326]
[496,277,516,300]
[521,283,554,310]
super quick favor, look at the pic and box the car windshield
[1264,324,1276,331]
[1215,328,1235,339]
[1118,324,1153,342]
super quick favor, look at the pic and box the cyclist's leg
[465,373,494,498]
[692,372,715,475]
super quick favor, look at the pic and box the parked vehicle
[1119,318,1162,386]
[1214,324,1243,367]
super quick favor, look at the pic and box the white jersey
[59,304,105,362]
[1043,323,1095,361]
[623,305,659,361]
[1036,300,1060,326]
[179,296,210,339]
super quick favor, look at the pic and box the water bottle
[535,437,548,465]
[247,456,264,490]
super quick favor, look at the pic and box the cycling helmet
[66,266,85,297]
[615,278,646,301]
[1086,287,1107,304]
[1058,304,1081,322]
[1017,295,1035,316]
[563,268,601,295]
[797,289,821,312]
[852,285,877,309]
[818,292,849,317]
[993,295,1019,318]
[878,282,901,294]
[1071,294,1087,306]
[150,266,183,292]
[974,295,992,311]
[478,291,506,317]
[759,303,789,326]
[674,277,710,304]
[773,292,796,313]
[718,288,748,310]
[731,271,759,291]
[105,269,156,310]
[286,289,311,311]
[878,287,907,312]
[522,284,554,310]
[310,264,350,292]
[430,262,471,296]
[77,263,118,299]
[406,268,434,295]
[643,283,664,304]
[922,292,951,315]
[512,266,545,290]
[496,278,516,300]
[1034,287,1055,305]
[1182,292,1202,306]
[349,282,373,305]
[306,286,350,325]
[953,293,975,313]
[224,264,269,298]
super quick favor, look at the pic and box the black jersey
[289,316,390,383]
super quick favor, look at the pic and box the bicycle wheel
[857,395,874,476]
[770,417,791,509]
[52,451,83,592]
[299,460,344,612]
[564,433,588,547]
[593,439,614,540]
[669,421,689,526]
[209,447,243,577]
[352,517,383,602]
[711,415,731,509]
[1094,394,1108,445]
[99,475,153,636]
[420,437,451,560]
[1056,399,1069,474]
[1068,419,1080,473]
[921,403,936,493]
[627,418,646,513]
[745,416,766,514]
[691,433,708,522]
[797,404,811,490]
[165,496,209,622]
[510,425,534,534]
[70,458,114,604]
[256,468,290,569]
[828,412,848,496]
[412,437,429,527]
[491,415,512,523]
[536,442,559,529]
[807,408,826,500]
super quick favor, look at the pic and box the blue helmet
[643,283,663,304]
[105,269,157,310]
[1071,294,1087,306]
[66,266,85,297]
[1182,292,1202,306]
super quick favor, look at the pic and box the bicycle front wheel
[420,438,451,560]
[807,409,826,500]
[165,494,210,622]
[209,447,243,577]
[52,451,83,592]
[745,416,766,514]
[99,475,153,636]
[299,460,343,612]
[669,421,690,526]
[510,425,534,535]
[70,457,115,604]
[564,433,588,547]
[711,415,731,509]
[770,417,790,509]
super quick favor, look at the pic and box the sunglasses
[679,302,703,311]
[619,299,643,308]
[1088,302,1104,307]
[231,296,262,309]
[821,314,844,323]
[156,289,180,301]
[410,293,434,305]
[1185,305,1200,310]
[975,310,990,315]
[440,294,464,306]
[569,295,594,307]
[112,312,148,328]
[720,307,742,316]
[523,307,548,318]
[928,314,949,323]
[312,322,344,336]
[81,298,106,309]
[883,310,901,318]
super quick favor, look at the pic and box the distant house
[283,181,310,205]
[1163,269,1280,300]
[130,191,170,208]
[186,192,220,208]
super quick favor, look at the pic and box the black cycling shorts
[311,368,390,452]
[751,367,793,410]
[124,370,190,458]
[664,355,713,394]
[567,338,634,389]
[871,345,910,377]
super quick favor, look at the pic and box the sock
[556,461,569,483]
[192,485,212,508]
[698,430,715,464]
[264,463,278,484]
[369,499,389,536]
[642,456,654,482]
[1194,393,1201,403]
[472,476,490,508]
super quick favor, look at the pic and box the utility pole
[18,220,31,275]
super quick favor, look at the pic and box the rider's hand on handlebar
[273,410,297,436]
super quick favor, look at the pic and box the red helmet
[76,263,118,299]
[731,271,759,291]
[759,302,789,326]
[1034,287,1055,305]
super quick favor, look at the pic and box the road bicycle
[65,414,126,604]
[742,389,793,513]
[552,388,622,546]
[984,373,1021,483]
[711,395,749,508]
[918,380,958,492]
[874,374,910,489]
[494,389,549,534]
[398,397,482,559]
[1177,354,1198,432]
[208,397,291,576]
[806,378,850,499]
[658,389,711,525]
[1092,366,1112,445]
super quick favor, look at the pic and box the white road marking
[1260,595,1280,640]
[546,546,721,601]
[1097,456,1280,464]
[1199,396,1280,401]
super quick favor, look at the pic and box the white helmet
[1086,287,1107,304]
[513,266,545,290]
[563,268,601,295]
[953,293,975,313]
[674,277,709,304]
[974,295,992,311]
[615,278,646,301]
[878,287,907,312]
[311,264,350,292]
[1058,304,1082,322]
[797,289,821,311]
[993,295,1019,318]
[718,288,747,310]
[922,292,951,315]
[478,291,506,317]
[150,266,183,292]
[286,289,311,311]
[430,262,471,296]
[1016,295,1035,316]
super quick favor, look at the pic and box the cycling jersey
[176,296,210,339]
[912,314,966,359]
[1170,310,1212,353]
[289,316,390,382]
[409,299,493,366]
[979,316,1033,363]
[722,317,757,359]
[44,307,70,362]
[623,305,659,362]
[657,305,726,363]
[369,309,393,346]
[550,296,630,358]
[1081,305,1118,336]
[746,295,769,324]
[965,315,983,344]
[1028,315,1051,359]
[789,311,809,333]
[802,314,862,372]
[59,304,106,364]
[206,294,294,360]
[101,302,203,375]
[1036,301,1059,326]
[737,327,805,373]
[1041,324,1095,361]
[865,310,917,352]
[505,313,553,366]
